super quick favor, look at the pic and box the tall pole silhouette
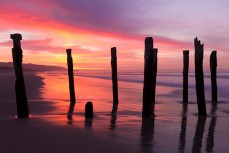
[11,33,29,118]
[210,51,217,102]
[183,50,189,103]
[142,37,157,117]
[66,49,76,115]
[152,48,158,112]
[111,47,119,107]
[194,37,207,116]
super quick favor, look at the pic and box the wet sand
[1,70,229,153]
[0,71,137,153]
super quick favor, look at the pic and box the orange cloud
[1,1,225,72]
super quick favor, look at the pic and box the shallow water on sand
[1,70,229,152]
[27,71,229,153]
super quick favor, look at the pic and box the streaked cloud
[0,0,228,71]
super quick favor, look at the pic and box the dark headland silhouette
[0,62,66,72]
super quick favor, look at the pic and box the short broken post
[10,33,29,118]
[111,47,118,113]
[66,49,76,115]
[85,101,93,118]
[194,37,207,116]
[210,51,217,102]
[183,50,189,102]
[142,37,157,117]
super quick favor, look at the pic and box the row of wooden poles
[10,33,217,118]
[143,37,217,117]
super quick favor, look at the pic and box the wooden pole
[85,101,93,118]
[66,49,76,115]
[194,37,207,116]
[142,37,157,117]
[210,51,217,102]
[183,50,189,102]
[10,33,29,118]
[152,48,158,112]
[111,47,118,105]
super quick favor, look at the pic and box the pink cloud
[0,0,229,71]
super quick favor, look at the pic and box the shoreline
[1,70,229,152]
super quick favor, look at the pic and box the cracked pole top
[10,33,22,49]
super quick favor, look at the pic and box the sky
[0,0,229,72]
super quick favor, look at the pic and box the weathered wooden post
[85,101,93,118]
[183,50,189,102]
[111,47,119,115]
[152,48,158,111]
[66,49,76,115]
[143,37,153,117]
[142,37,157,117]
[194,37,207,116]
[210,51,217,102]
[111,47,119,106]
[10,33,29,118]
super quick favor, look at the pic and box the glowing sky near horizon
[0,0,229,72]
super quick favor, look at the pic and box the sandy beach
[1,1,229,152]
[1,69,229,153]
[0,70,138,153]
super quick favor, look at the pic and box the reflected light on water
[37,72,115,116]
[28,71,229,153]
[36,71,188,124]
